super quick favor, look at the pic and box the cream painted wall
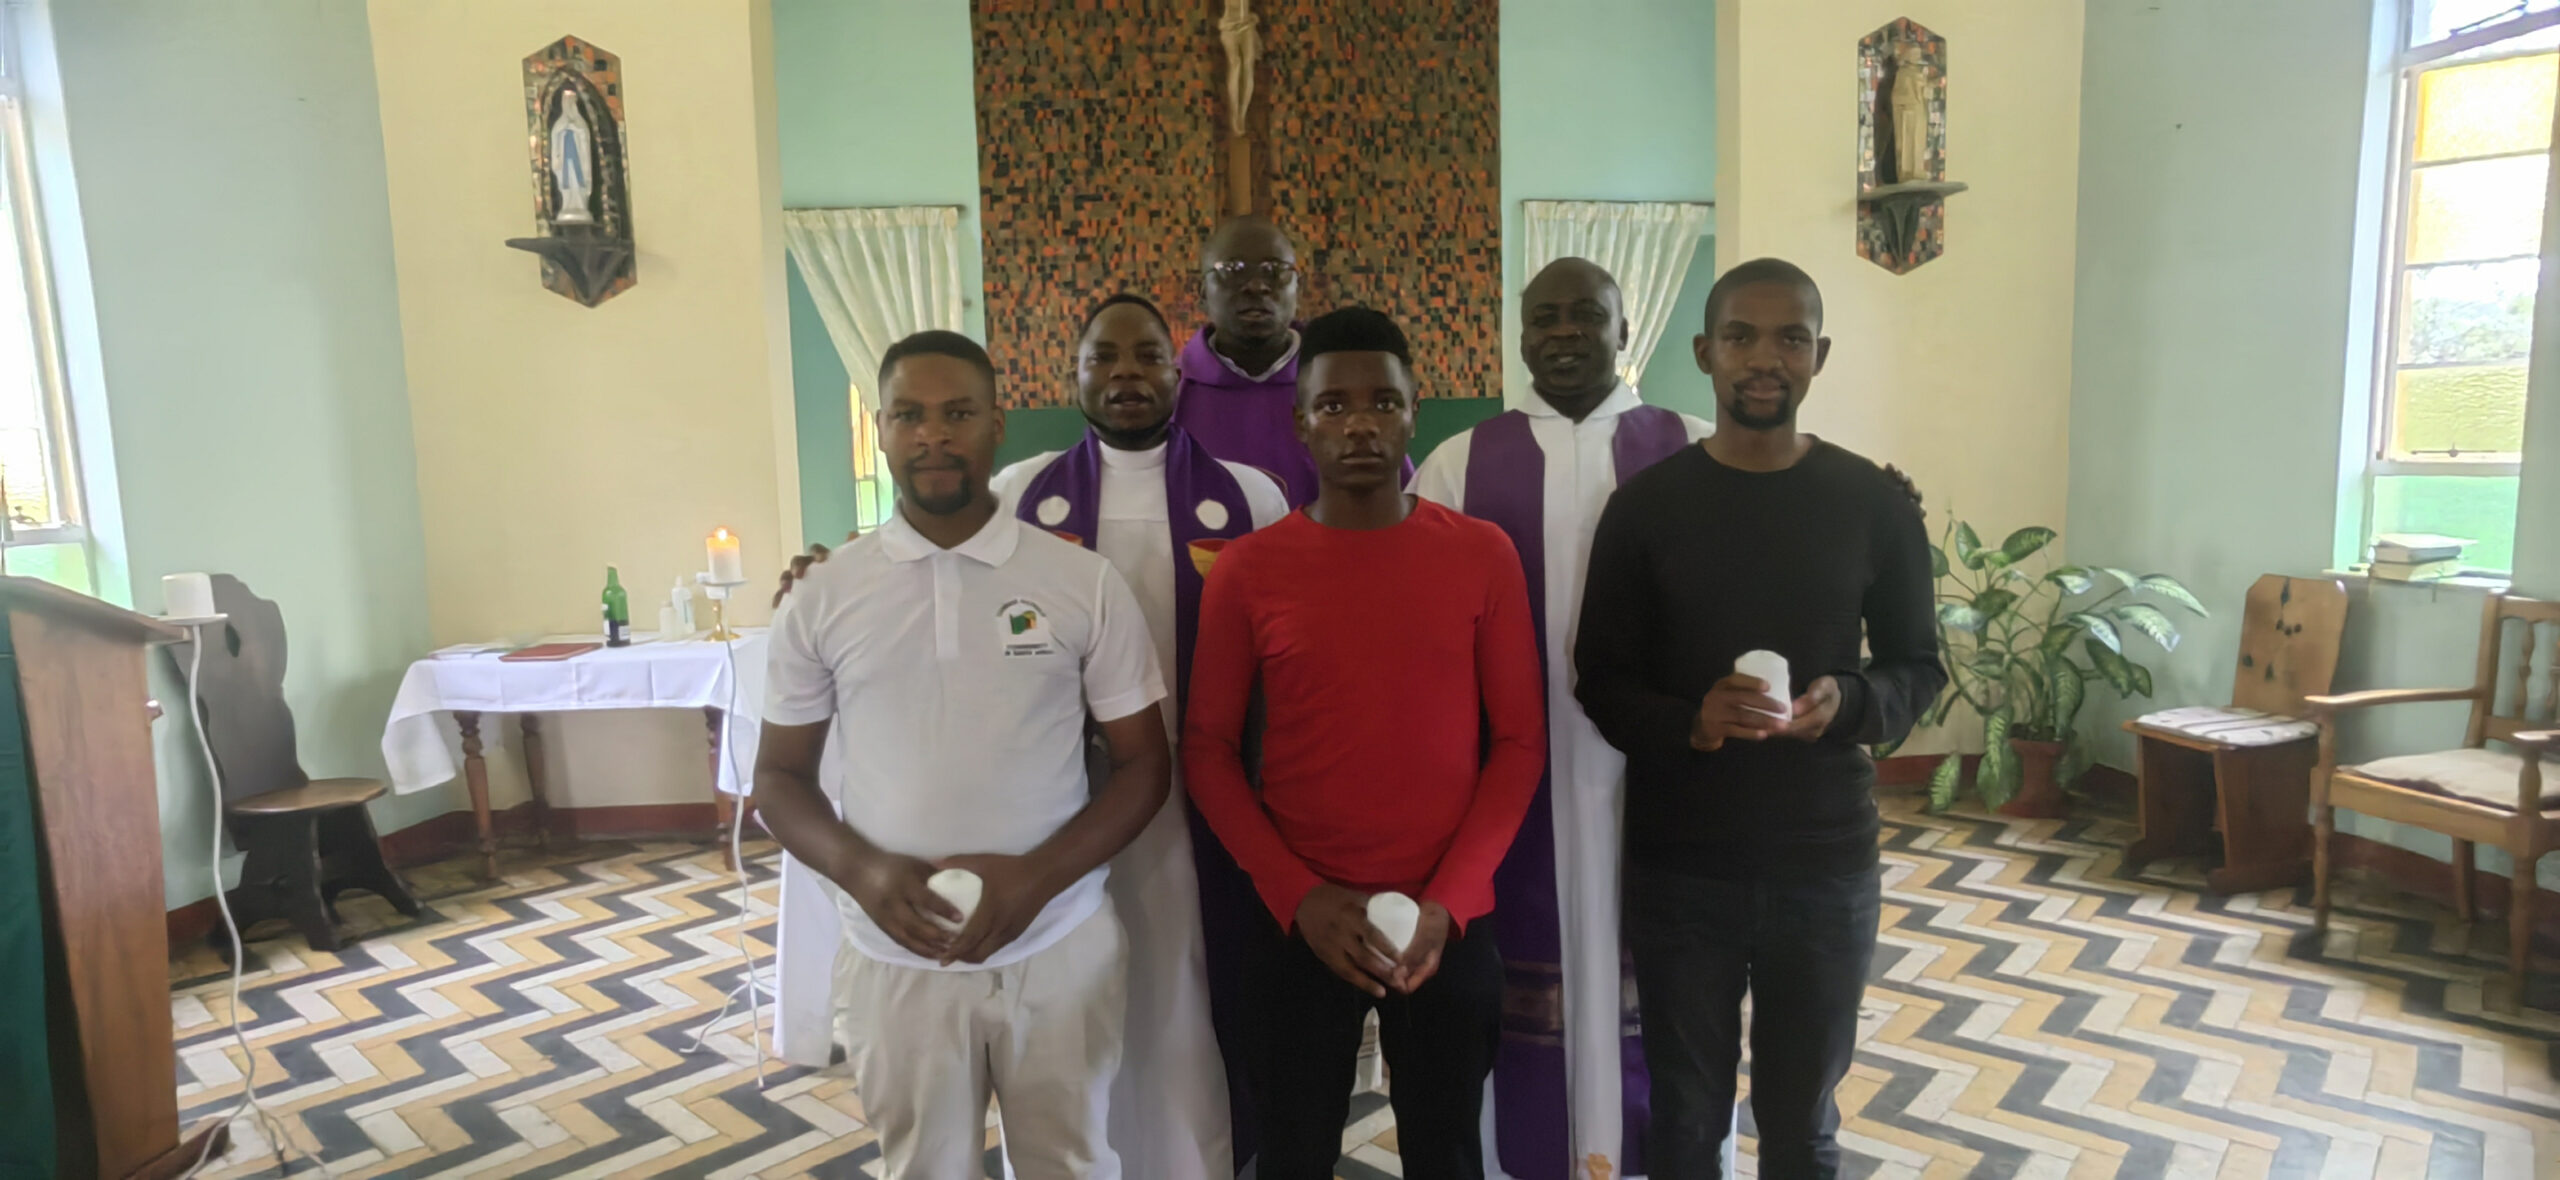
[1718,0,2083,752]
[369,0,793,809]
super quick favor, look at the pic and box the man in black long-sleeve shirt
[1574,258,1943,1180]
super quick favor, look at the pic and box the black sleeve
[1820,477,1947,746]
[1573,485,1699,760]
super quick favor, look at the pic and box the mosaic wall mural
[972,0,1499,406]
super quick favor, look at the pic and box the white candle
[706,527,745,584]
[1366,891,1421,953]
[926,868,982,930]
[163,572,215,619]
[1736,650,1791,716]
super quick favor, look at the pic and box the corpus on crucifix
[1219,0,1259,215]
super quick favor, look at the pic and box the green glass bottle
[602,565,631,647]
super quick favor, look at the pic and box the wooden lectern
[0,577,223,1179]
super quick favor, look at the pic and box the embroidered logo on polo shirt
[997,598,1058,657]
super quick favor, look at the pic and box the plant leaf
[2056,737,2093,790]
[2128,660,2154,698]
[1954,522,1986,570]
[2109,603,2182,652]
[1970,650,2011,679]
[2038,620,2083,659]
[1930,544,1949,579]
[2071,612,2123,654]
[2000,526,2058,565]
[1937,602,1987,632]
[2137,574,2208,616]
[2044,566,2097,596]
[1927,752,1964,813]
[2086,636,2140,697]
[2049,652,2087,730]
[2097,567,2141,589]
[1978,712,2018,808]
[1973,588,2019,622]
[1921,686,1958,730]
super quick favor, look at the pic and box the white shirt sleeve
[988,451,1061,517]
[1680,412,1715,443]
[1223,461,1294,529]
[1409,427,1469,507]
[763,581,836,726]
[1080,559,1168,723]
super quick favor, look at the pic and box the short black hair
[1298,306,1412,370]
[1078,292,1171,341]
[1703,257,1825,332]
[877,329,997,397]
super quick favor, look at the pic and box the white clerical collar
[1523,379,1643,421]
[1214,330,1300,382]
[1099,438,1169,471]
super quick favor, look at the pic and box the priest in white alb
[1412,257,1710,1180]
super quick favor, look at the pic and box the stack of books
[2369,534,2470,582]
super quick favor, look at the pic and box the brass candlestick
[700,577,747,642]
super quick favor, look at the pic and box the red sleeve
[1180,544,1328,929]
[1421,525,1547,930]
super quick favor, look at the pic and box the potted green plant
[1880,519,2206,816]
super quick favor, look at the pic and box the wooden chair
[2307,591,2560,1004]
[2123,574,2350,893]
[174,575,418,953]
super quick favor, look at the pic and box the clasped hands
[1690,673,1842,752]
[1295,883,1449,999]
[841,849,1062,967]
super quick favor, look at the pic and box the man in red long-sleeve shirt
[1184,307,1546,1180]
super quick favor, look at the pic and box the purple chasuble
[1171,325,1411,507]
[1462,403,1688,1179]
[1014,425,1262,1173]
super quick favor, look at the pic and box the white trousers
[1099,787,1233,1178]
[847,908,1127,1179]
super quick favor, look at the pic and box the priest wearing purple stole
[1411,258,1711,1180]
[990,293,1289,1179]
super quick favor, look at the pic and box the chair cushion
[228,777,387,815]
[2132,705,2319,748]
[2347,748,2560,811]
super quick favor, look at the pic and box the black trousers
[1625,864,1881,1180]
[1244,904,1501,1180]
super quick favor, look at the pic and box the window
[848,384,892,532]
[0,15,81,588]
[2366,2,2560,574]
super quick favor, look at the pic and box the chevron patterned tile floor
[169,796,2560,1179]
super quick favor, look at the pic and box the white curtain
[782,206,966,416]
[1521,200,1715,388]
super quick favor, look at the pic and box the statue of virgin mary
[549,88,597,226]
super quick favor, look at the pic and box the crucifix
[1219,0,1259,215]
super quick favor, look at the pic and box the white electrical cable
[177,622,335,1180]
[683,599,772,1090]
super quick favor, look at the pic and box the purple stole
[1015,426,1263,1173]
[1462,403,1689,1180]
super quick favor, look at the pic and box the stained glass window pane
[2390,362,2530,456]
[2406,153,2549,262]
[2414,54,2558,162]
[2402,258,2537,364]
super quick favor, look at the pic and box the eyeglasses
[1206,260,1299,286]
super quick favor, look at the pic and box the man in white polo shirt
[754,330,1172,1179]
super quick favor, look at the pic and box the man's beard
[1724,387,1798,431]
[903,467,978,516]
[1086,406,1172,451]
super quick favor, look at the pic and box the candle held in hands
[926,868,982,930]
[1736,650,1791,718]
[1367,891,1421,953]
[706,527,746,584]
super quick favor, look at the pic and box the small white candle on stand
[163,572,216,619]
[706,527,745,584]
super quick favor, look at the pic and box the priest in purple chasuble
[1172,214,1409,505]
[1412,258,1712,1180]
[991,294,1289,1179]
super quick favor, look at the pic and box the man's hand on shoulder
[772,530,859,607]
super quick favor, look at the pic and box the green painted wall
[36,0,435,905]
[2070,0,2560,887]
[1499,0,1718,418]
[775,0,985,549]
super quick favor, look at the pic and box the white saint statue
[1220,0,1258,136]
[1891,42,1930,185]
[549,88,596,226]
